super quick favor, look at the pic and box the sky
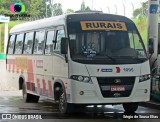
[51,0,148,18]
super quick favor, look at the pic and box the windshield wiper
[131,56,147,62]
[104,54,116,61]
[116,56,147,62]
[95,54,116,61]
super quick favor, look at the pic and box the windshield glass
[68,21,147,64]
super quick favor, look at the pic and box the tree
[0,0,50,18]
[51,3,63,16]
[65,9,74,14]
[133,1,148,18]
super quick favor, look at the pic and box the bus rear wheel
[22,82,32,102]
[59,89,74,114]
[22,82,39,103]
[123,103,139,113]
[32,95,40,103]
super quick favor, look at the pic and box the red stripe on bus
[27,60,34,83]
[12,60,15,73]
[37,78,41,94]
[48,80,52,97]
[42,79,46,95]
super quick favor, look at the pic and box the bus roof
[10,13,133,34]
[10,14,67,34]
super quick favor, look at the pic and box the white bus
[7,12,150,113]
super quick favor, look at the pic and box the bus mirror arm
[148,38,154,54]
[65,55,68,63]
[52,40,56,43]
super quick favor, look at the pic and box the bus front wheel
[59,88,74,114]
[123,103,139,113]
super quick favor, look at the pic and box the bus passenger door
[43,29,55,98]
[53,27,68,78]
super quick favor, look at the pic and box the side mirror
[148,38,154,54]
[61,37,68,54]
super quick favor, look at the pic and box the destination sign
[80,21,127,31]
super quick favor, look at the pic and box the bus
[7,12,150,113]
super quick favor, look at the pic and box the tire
[31,94,40,103]
[22,82,32,102]
[59,88,74,114]
[123,103,139,113]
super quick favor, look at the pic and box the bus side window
[23,32,34,54]
[34,31,45,54]
[45,30,55,55]
[54,30,65,54]
[8,35,16,54]
[14,33,24,54]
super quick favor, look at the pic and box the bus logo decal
[123,68,134,72]
[101,68,113,72]
[116,67,121,73]
[114,79,121,83]
[80,21,127,31]
[97,68,113,72]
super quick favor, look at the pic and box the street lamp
[123,4,125,16]
[46,1,50,17]
[107,6,110,14]
[131,3,134,17]
[114,5,117,14]
[92,0,93,10]
[140,2,143,16]
[131,3,134,12]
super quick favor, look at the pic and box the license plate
[110,86,125,91]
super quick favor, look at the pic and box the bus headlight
[78,76,84,81]
[139,74,150,82]
[70,75,92,84]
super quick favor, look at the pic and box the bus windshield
[68,21,147,64]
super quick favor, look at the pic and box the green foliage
[51,3,63,16]
[0,0,49,18]
[65,9,74,14]
[0,21,24,53]
[132,1,148,19]
[133,17,147,47]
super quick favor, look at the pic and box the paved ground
[0,91,159,122]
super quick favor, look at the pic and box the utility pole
[107,6,110,14]
[148,0,159,63]
[114,5,117,14]
[123,4,125,16]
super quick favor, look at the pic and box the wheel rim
[59,92,66,112]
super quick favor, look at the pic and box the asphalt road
[0,90,160,122]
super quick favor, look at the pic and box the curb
[140,101,160,110]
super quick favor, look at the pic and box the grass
[0,21,24,53]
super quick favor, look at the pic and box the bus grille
[97,77,135,98]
